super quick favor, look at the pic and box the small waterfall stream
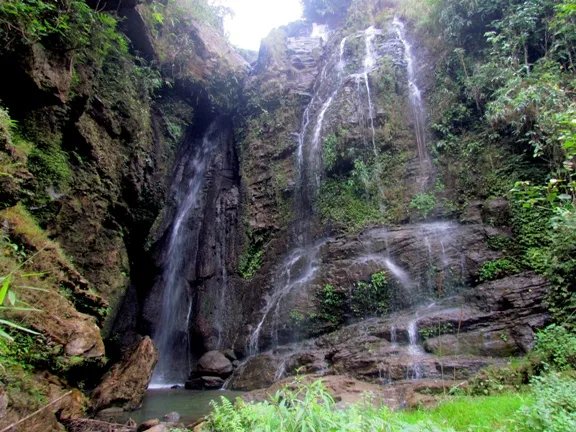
[150,122,220,387]
[392,18,427,165]
[249,26,370,353]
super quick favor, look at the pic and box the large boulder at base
[185,376,224,390]
[92,337,158,412]
[196,351,233,377]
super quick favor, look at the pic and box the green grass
[397,393,534,431]
[202,377,542,432]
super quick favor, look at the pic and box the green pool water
[116,389,244,425]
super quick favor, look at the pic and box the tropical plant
[0,247,47,341]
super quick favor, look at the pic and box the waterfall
[149,122,219,387]
[352,26,382,157]
[311,23,330,42]
[249,26,355,353]
[247,241,325,354]
[406,319,424,379]
[392,17,427,164]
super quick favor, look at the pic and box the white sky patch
[218,0,303,51]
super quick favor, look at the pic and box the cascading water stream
[249,27,360,354]
[150,122,219,387]
[392,17,427,164]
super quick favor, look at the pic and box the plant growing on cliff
[316,284,346,328]
[409,193,436,219]
[0,272,42,341]
[350,271,389,317]
[0,0,128,65]
[477,258,520,282]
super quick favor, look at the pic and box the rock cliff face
[0,0,555,422]
[226,272,549,391]
[0,0,247,428]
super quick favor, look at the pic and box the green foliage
[516,373,576,432]
[238,246,263,280]
[467,357,541,396]
[203,377,443,431]
[322,133,338,171]
[409,192,436,219]
[486,235,512,251]
[318,174,384,234]
[477,258,520,282]
[397,392,533,430]
[350,271,388,317]
[238,226,268,280]
[0,238,46,341]
[419,323,455,341]
[27,139,71,190]
[203,376,547,431]
[534,325,576,371]
[0,0,128,66]
[316,284,346,328]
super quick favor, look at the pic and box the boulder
[227,352,281,391]
[424,330,519,357]
[241,375,390,406]
[222,349,237,361]
[92,337,158,412]
[162,411,180,423]
[483,197,510,226]
[196,351,233,378]
[138,419,160,432]
[242,374,465,411]
[185,376,224,390]
[95,407,124,421]
[461,201,484,224]
[144,425,167,432]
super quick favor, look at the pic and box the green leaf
[0,328,14,342]
[7,290,15,306]
[0,319,40,335]
[20,272,47,277]
[0,275,10,305]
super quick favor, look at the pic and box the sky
[219,0,303,51]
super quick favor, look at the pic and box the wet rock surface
[196,351,233,378]
[227,272,548,392]
[251,221,506,351]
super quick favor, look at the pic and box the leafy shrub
[409,193,436,219]
[323,133,338,171]
[516,373,576,432]
[534,325,576,371]
[203,378,453,432]
[467,357,541,396]
[0,0,128,66]
[477,258,520,282]
[316,284,346,328]
[350,271,388,317]
[318,177,383,233]
[238,246,263,280]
